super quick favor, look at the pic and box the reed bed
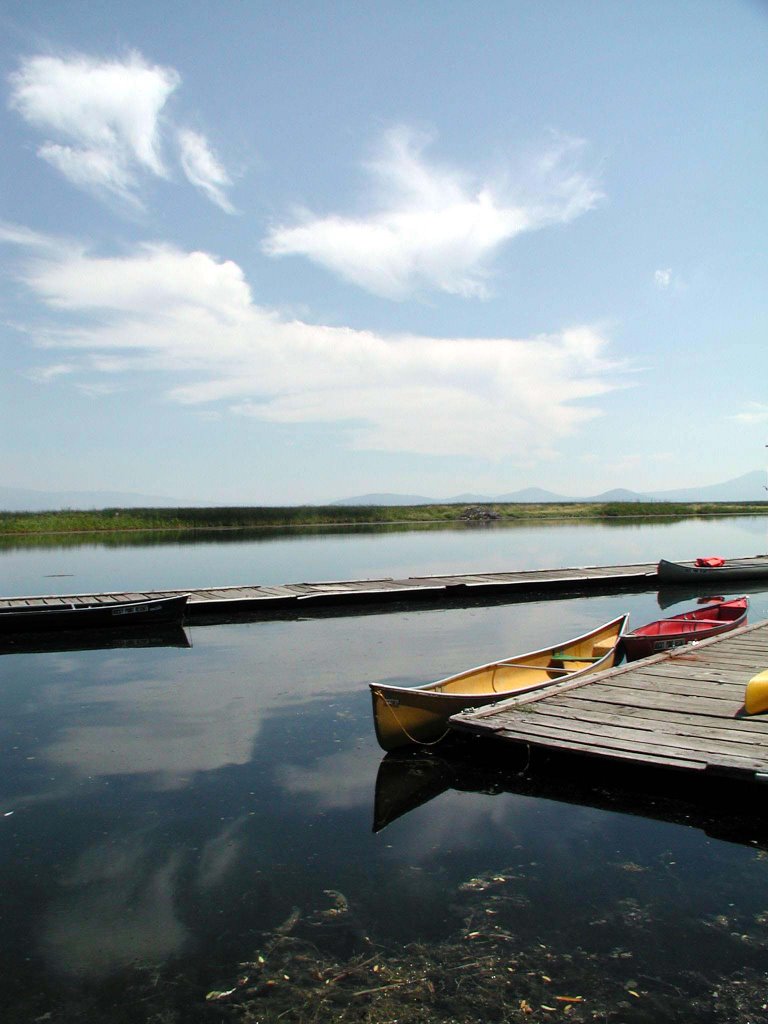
[0,501,766,536]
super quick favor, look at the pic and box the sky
[0,0,766,505]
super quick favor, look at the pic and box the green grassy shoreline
[1,500,767,536]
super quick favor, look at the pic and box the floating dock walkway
[2,555,767,620]
[452,619,768,782]
[0,559,661,618]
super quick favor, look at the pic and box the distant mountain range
[1,470,766,512]
[0,486,181,512]
[331,471,768,506]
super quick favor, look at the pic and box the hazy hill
[2,471,765,512]
[328,492,438,506]
[494,487,568,502]
[0,486,181,512]
[332,472,767,506]
[645,472,767,502]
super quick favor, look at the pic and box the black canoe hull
[657,558,768,584]
[0,594,189,633]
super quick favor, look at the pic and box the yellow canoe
[369,613,629,751]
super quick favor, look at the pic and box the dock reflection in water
[373,739,768,851]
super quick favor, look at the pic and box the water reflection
[657,581,768,609]
[3,514,767,599]
[6,519,550,551]
[4,586,768,1020]
[373,742,768,851]
[40,841,189,976]
[36,644,265,789]
[0,624,190,656]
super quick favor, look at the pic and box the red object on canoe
[695,556,725,567]
[621,596,748,661]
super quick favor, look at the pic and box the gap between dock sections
[0,561,659,620]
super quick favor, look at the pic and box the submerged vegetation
[0,501,766,536]
[12,865,768,1023]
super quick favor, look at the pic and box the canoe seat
[592,641,615,656]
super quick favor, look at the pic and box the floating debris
[617,861,648,873]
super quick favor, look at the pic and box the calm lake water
[2,517,768,1022]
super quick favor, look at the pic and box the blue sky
[0,1,766,504]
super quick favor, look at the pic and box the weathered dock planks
[0,559,659,618]
[451,619,768,780]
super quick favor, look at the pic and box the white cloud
[264,126,603,299]
[733,402,768,424]
[654,268,672,288]
[8,52,233,211]
[38,142,138,203]
[24,241,252,315]
[177,128,236,212]
[8,52,176,203]
[4,231,626,461]
[0,221,70,251]
[75,381,124,397]
[26,362,75,382]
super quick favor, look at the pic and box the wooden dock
[451,619,768,781]
[0,559,659,618]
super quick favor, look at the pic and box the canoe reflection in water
[657,583,768,611]
[372,741,768,851]
[0,623,191,656]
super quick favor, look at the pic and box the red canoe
[621,597,748,661]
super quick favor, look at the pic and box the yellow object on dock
[745,670,768,716]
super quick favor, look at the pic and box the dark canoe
[657,557,768,584]
[0,593,189,633]
[621,596,748,661]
